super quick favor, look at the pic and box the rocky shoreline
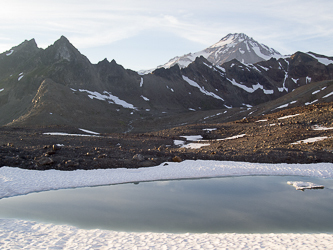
[1,102,332,171]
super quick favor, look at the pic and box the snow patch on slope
[228,78,273,94]
[306,53,333,66]
[182,75,224,101]
[6,50,14,56]
[78,89,137,110]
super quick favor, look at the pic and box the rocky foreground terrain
[1,102,332,171]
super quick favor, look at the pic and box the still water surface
[0,176,333,233]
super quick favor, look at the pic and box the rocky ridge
[0,35,333,133]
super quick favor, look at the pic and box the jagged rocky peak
[1,38,39,58]
[17,38,39,51]
[48,35,90,64]
[52,35,75,61]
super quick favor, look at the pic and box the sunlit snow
[140,95,149,101]
[182,75,224,101]
[287,181,324,190]
[202,128,217,132]
[180,135,203,141]
[291,136,330,144]
[306,53,333,66]
[78,89,137,110]
[228,78,273,94]
[181,143,210,149]
[312,125,333,131]
[278,114,300,120]
[306,76,312,84]
[78,128,100,135]
[18,73,24,81]
[217,134,246,141]
[173,140,185,146]
[43,132,100,137]
[323,91,333,98]
[305,99,318,106]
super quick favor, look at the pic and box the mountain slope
[0,36,333,133]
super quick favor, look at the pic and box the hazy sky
[1,0,332,70]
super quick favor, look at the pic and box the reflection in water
[0,176,332,233]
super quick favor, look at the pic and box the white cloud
[0,0,332,69]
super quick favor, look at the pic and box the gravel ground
[1,102,332,171]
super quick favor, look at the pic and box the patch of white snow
[323,91,333,98]
[287,181,324,190]
[291,136,330,144]
[181,143,210,149]
[182,76,224,101]
[43,132,100,137]
[278,114,300,120]
[140,95,149,101]
[306,53,333,66]
[305,99,318,106]
[78,89,137,110]
[78,128,100,135]
[6,50,14,56]
[312,125,333,131]
[180,135,203,141]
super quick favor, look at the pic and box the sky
[1,0,332,71]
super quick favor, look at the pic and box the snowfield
[1,220,332,250]
[1,160,333,249]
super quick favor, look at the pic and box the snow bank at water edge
[1,160,333,199]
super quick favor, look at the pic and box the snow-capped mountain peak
[151,33,281,72]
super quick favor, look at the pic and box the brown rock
[172,156,182,162]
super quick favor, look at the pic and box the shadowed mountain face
[0,35,332,132]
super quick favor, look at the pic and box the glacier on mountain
[148,33,282,72]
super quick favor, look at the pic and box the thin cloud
[0,0,332,69]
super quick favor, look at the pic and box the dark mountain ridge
[0,35,333,132]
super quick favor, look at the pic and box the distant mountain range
[0,33,332,132]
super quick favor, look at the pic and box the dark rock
[138,160,155,167]
[133,154,145,161]
[37,157,54,166]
